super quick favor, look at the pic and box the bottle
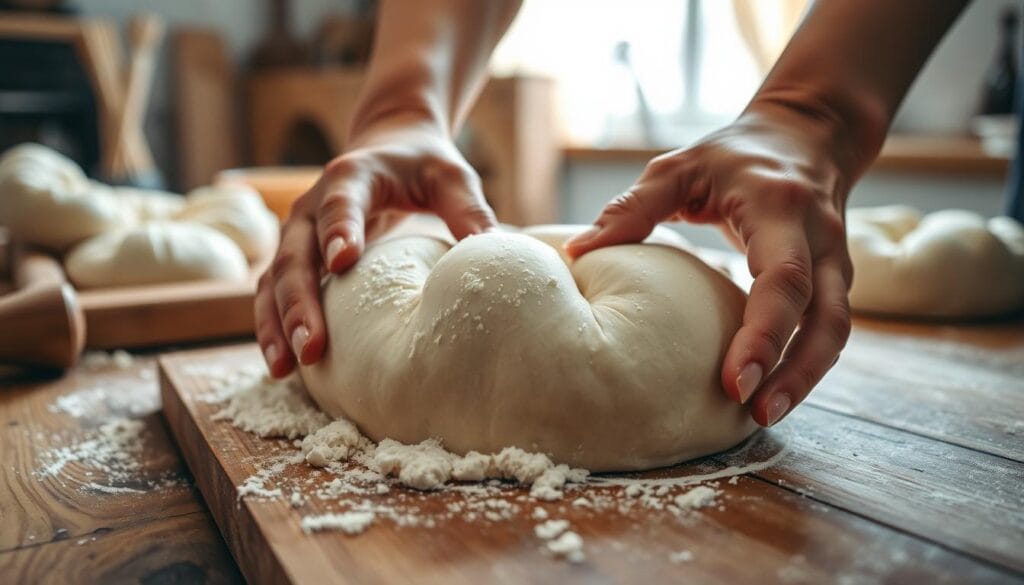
[980,8,1018,116]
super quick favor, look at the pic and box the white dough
[300,225,755,472]
[847,205,1024,318]
[174,184,279,262]
[0,144,129,251]
[65,221,248,289]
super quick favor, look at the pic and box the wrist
[745,85,889,183]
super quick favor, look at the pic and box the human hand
[255,115,497,377]
[565,103,855,427]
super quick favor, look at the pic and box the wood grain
[0,511,242,585]
[0,357,199,552]
[160,343,1022,584]
[809,318,1024,462]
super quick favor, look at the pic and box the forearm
[746,0,969,181]
[348,0,521,141]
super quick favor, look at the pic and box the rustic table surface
[1,313,1022,584]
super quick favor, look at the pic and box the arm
[566,0,969,427]
[256,0,521,377]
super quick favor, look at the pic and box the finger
[427,169,497,239]
[748,258,851,426]
[272,218,328,366]
[316,163,371,274]
[721,226,813,404]
[254,271,295,378]
[564,156,701,257]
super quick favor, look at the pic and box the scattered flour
[669,550,694,564]
[200,362,783,566]
[35,352,186,496]
[301,511,376,535]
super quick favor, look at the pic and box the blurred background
[0,0,1018,249]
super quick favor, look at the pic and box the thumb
[430,174,498,240]
[564,177,684,258]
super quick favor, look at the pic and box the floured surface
[157,342,1024,584]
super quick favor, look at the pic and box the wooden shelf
[563,134,1011,176]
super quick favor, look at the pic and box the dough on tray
[65,221,249,289]
[0,143,129,251]
[847,205,1024,318]
[300,225,756,472]
[174,184,280,262]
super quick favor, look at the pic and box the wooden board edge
[159,353,292,585]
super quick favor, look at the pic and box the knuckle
[422,156,470,185]
[754,326,790,357]
[819,210,846,241]
[275,288,306,331]
[824,302,852,344]
[270,249,300,279]
[324,154,362,178]
[771,258,813,307]
[644,154,677,176]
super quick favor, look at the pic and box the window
[491,0,806,147]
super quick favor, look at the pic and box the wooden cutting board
[158,337,1023,585]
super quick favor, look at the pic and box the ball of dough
[174,184,279,262]
[111,186,186,222]
[65,221,249,289]
[0,144,129,251]
[299,225,756,472]
[847,205,1024,318]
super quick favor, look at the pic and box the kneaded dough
[0,144,129,251]
[847,205,1024,318]
[65,221,249,289]
[300,225,756,472]
[174,184,279,262]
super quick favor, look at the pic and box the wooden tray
[159,339,1023,585]
[79,269,259,350]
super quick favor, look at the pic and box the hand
[255,116,497,377]
[565,103,854,427]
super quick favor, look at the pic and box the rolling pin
[0,251,86,369]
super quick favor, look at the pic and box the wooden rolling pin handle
[0,254,86,369]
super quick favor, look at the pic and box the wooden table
[1,314,1022,583]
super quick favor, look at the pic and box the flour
[205,362,785,565]
[301,511,375,535]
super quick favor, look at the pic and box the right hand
[255,115,497,377]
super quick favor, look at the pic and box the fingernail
[291,325,310,362]
[736,362,763,403]
[326,237,345,268]
[263,344,280,368]
[765,393,792,426]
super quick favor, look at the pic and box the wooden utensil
[0,252,85,369]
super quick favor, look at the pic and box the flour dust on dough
[300,224,756,472]
[847,205,1024,318]
[65,221,249,289]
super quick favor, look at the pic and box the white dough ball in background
[65,221,249,289]
[0,143,130,251]
[300,225,756,472]
[111,186,186,222]
[847,205,1024,318]
[175,184,279,262]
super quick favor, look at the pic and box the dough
[65,221,249,289]
[174,184,279,262]
[847,206,1024,318]
[0,143,128,251]
[111,186,185,222]
[299,225,756,472]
